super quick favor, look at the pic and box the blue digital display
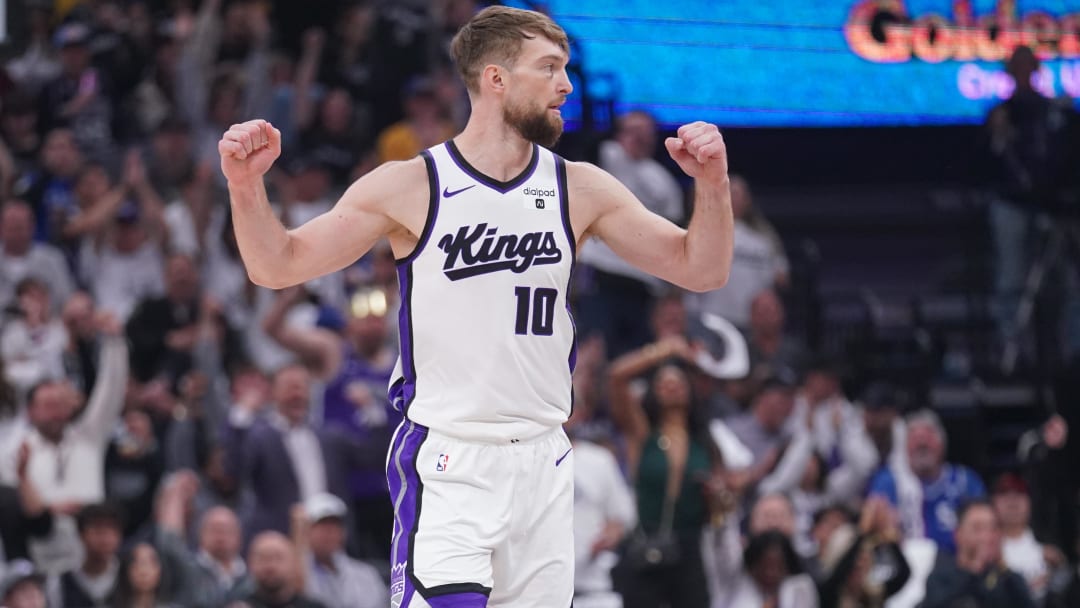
[505,1,1080,127]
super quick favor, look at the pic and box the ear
[481,63,506,95]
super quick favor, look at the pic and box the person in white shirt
[1,278,69,398]
[0,200,74,314]
[685,175,787,329]
[577,110,685,357]
[992,472,1068,602]
[0,315,127,574]
[291,493,388,608]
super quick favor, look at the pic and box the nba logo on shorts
[436,453,449,472]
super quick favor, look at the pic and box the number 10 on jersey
[514,287,557,336]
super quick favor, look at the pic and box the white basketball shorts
[386,419,575,608]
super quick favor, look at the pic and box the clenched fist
[219,119,281,184]
[664,121,728,186]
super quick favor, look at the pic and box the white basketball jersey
[388,141,577,442]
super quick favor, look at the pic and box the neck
[453,110,534,180]
[82,555,110,576]
[4,245,28,257]
[917,463,944,482]
[132,592,156,608]
[315,551,336,570]
[659,412,688,433]
[260,586,295,604]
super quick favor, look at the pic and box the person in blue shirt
[867,409,986,553]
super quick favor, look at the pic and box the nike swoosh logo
[555,447,573,467]
[443,185,476,198]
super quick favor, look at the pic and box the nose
[558,69,573,96]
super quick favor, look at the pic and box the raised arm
[576,122,733,293]
[220,120,423,288]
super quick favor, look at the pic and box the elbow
[246,268,291,290]
[685,269,729,293]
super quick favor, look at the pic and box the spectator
[868,409,986,553]
[295,88,371,190]
[262,285,397,559]
[5,4,60,95]
[61,161,128,265]
[145,117,197,207]
[232,531,327,608]
[1,559,49,608]
[919,499,1035,608]
[125,253,209,383]
[155,472,252,608]
[686,174,788,329]
[725,371,801,480]
[375,76,455,163]
[705,524,819,608]
[290,493,388,608]
[107,541,180,608]
[46,503,125,608]
[317,3,377,104]
[746,289,806,373]
[0,357,22,448]
[0,199,75,313]
[577,110,684,358]
[860,382,908,471]
[104,407,165,538]
[39,22,115,162]
[789,358,878,510]
[991,472,1069,602]
[608,340,715,608]
[61,291,103,395]
[0,91,44,175]
[223,364,384,539]
[18,128,83,241]
[817,497,911,608]
[1,314,127,508]
[78,152,167,322]
[1,278,68,398]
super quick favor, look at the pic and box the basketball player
[219,7,733,607]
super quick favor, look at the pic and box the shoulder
[564,159,619,191]
[346,157,429,199]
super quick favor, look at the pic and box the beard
[504,99,563,148]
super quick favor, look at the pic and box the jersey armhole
[554,155,576,262]
[395,150,440,266]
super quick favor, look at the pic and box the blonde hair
[449,6,569,95]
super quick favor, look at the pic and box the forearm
[79,337,130,441]
[681,178,733,290]
[229,179,296,287]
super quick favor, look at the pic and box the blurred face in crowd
[273,366,311,426]
[59,43,91,78]
[321,89,354,134]
[802,370,839,405]
[112,218,147,254]
[308,517,346,562]
[3,580,47,608]
[81,519,122,561]
[29,382,78,441]
[650,297,686,340]
[812,508,850,553]
[17,281,52,325]
[500,36,571,148]
[200,507,242,563]
[405,89,443,125]
[615,111,657,160]
[730,175,752,219]
[862,405,896,441]
[993,490,1031,532]
[955,504,1002,567]
[749,544,788,593]
[1,201,34,256]
[165,254,199,302]
[653,364,691,412]
[907,420,945,480]
[752,386,795,434]
[75,164,112,209]
[750,289,784,336]
[209,79,243,128]
[339,4,375,47]
[2,104,38,144]
[249,533,296,597]
[293,166,332,203]
[151,128,192,179]
[750,494,796,538]
[41,129,83,178]
[63,292,97,338]
[127,543,163,594]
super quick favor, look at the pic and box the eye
[544,64,554,74]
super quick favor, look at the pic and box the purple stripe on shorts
[388,421,427,607]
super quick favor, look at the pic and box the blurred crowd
[0,2,1076,608]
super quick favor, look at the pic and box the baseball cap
[53,22,92,49]
[992,472,1029,496]
[305,493,347,523]
[758,365,800,392]
[1,559,45,599]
